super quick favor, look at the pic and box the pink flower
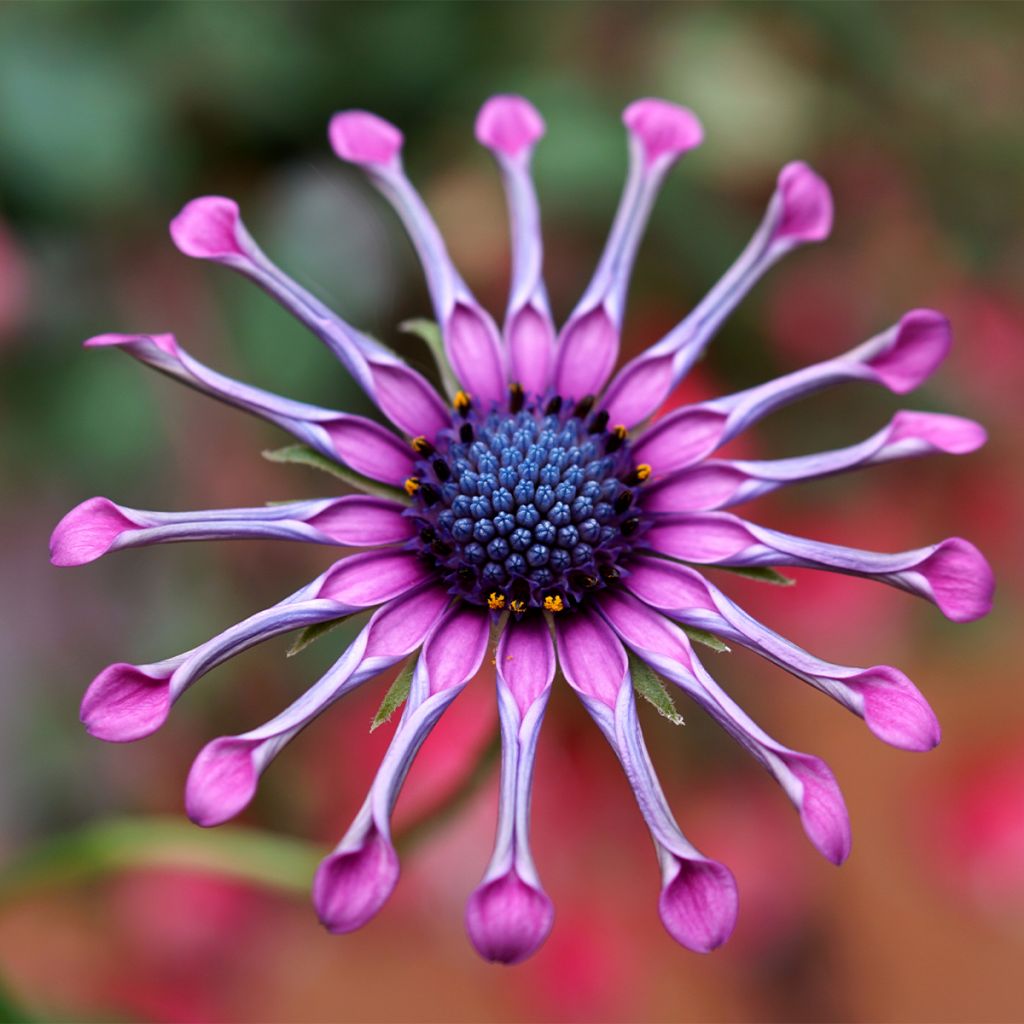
[53,95,992,963]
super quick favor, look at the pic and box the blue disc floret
[407,389,650,611]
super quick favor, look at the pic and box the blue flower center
[407,391,649,612]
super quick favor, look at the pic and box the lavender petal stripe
[624,555,942,751]
[80,549,433,743]
[599,590,851,863]
[51,495,414,566]
[170,196,449,438]
[634,309,952,475]
[313,604,490,934]
[185,584,451,827]
[643,511,994,623]
[643,410,987,513]
[602,161,832,427]
[85,332,416,485]
[329,111,507,407]
[556,610,737,952]
[467,616,555,964]
[476,95,555,397]
[554,99,702,400]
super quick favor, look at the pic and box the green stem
[0,734,502,906]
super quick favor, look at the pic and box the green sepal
[261,444,408,503]
[681,626,731,653]
[286,616,352,657]
[370,657,416,731]
[400,318,460,402]
[710,565,796,586]
[629,652,685,726]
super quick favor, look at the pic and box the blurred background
[1,2,1022,1021]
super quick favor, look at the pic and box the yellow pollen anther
[454,390,472,414]
[487,592,506,611]
[543,595,565,613]
[612,425,628,441]
[411,436,431,455]
[635,463,652,481]
[509,599,526,615]
[403,476,421,496]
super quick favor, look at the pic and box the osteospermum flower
[52,95,994,963]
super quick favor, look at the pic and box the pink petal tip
[917,537,994,623]
[50,497,137,566]
[789,759,852,865]
[466,872,554,965]
[185,738,260,827]
[659,859,737,953]
[169,196,245,260]
[623,98,703,163]
[475,95,545,157]
[774,161,833,245]
[313,831,400,933]
[328,110,404,167]
[846,666,941,752]
[80,664,172,742]
[868,309,951,394]
[83,332,178,355]
[889,411,987,455]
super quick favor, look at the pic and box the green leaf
[629,653,685,726]
[261,445,409,502]
[710,565,796,586]
[0,817,319,906]
[400,318,460,401]
[370,657,415,731]
[286,615,352,657]
[681,625,731,653]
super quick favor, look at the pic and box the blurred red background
[0,3,1021,1021]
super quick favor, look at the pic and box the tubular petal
[80,663,175,743]
[314,828,402,933]
[82,553,430,742]
[576,673,738,953]
[914,537,996,623]
[624,555,942,750]
[555,608,628,709]
[644,513,994,621]
[477,95,554,397]
[51,496,413,563]
[774,161,834,245]
[185,737,261,827]
[643,410,986,512]
[506,306,554,397]
[328,111,404,167]
[84,332,415,484]
[315,605,490,932]
[659,858,738,954]
[319,550,433,607]
[330,110,508,407]
[843,667,941,751]
[169,195,248,261]
[185,587,450,826]
[468,616,555,964]
[50,497,141,566]
[634,310,954,475]
[170,196,449,439]
[601,161,831,427]
[466,872,554,965]
[475,95,546,157]
[554,100,702,399]
[599,591,851,863]
[622,98,704,165]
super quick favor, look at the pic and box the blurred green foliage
[0,3,1021,1022]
